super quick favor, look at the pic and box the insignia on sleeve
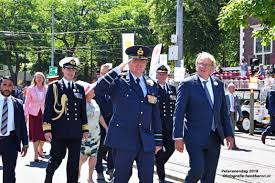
[42,122,52,131]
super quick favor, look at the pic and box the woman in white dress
[76,81,108,183]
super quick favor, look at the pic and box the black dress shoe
[261,133,266,144]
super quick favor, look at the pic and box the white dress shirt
[198,76,214,104]
[0,93,15,136]
[62,77,73,89]
[228,93,235,112]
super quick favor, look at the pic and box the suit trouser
[155,130,175,180]
[44,138,81,183]
[263,117,275,136]
[185,132,221,183]
[111,146,154,183]
[0,134,18,183]
[230,112,237,147]
[95,131,114,174]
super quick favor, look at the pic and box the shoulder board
[48,80,58,86]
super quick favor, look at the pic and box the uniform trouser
[95,131,114,173]
[263,116,275,134]
[230,112,237,147]
[185,132,221,183]
[155,130,175,180]
[111,147,154,183]
[44,138,81,183]
[0,134,18,183]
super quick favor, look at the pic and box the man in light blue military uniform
[94,45,163,183]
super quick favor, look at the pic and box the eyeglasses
[197,63,213,68]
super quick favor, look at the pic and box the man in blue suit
[0,76,29,183]
[173,52,234,183]
[261,89,275,144]
[94,45,163,183]
[95,63,114,180]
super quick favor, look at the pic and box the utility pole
[51,6,55,66]
[176,0,183,67]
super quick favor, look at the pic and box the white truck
[234,89,270,133]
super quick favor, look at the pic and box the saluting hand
[118,59,131,72]
[175,139,185,153]
[82,132,89,142]
[45,132,52,142]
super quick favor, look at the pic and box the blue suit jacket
[268,90,275,116]
[94,69,162,152]
[11,97,28,152]
[173,75,233,146]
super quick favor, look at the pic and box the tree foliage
[149,0,239,71]
[218,0,275,44]
[0,0,246,84]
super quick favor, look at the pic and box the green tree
[96,0,157,67]
[149,0,238,71]
[0,0,37,84]
[218,0,275,44]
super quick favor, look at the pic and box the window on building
[254,37,272,65]
[0,65,3,71]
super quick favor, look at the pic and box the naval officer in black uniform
[94,45,163,183]
[155,64,176,183]
[43,57,89,183]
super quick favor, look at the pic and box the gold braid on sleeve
[52,83,68,121]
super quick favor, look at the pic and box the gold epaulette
[48,80,58,86]
[82,124,89,132]
[43,122,52,131]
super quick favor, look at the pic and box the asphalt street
[0,131,275,183]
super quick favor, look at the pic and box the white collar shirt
[198,76,214,104]
[62,78,73,89]
[0,93,15,136]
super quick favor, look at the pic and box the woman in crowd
[77,81,108,183]
[24,72,47,162]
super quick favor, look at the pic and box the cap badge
[137,48,144,56]
[70,60,76,65]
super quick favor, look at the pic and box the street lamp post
[176,0,183,67]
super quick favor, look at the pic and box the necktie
[163,85,167,93]
[136,78,144,97]
[68,82,71,90]
[231,95,235,111]
[202,81,216,131]
[202,81,213,108]
[1,98,8,135]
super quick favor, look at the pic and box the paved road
[0,131,274,183]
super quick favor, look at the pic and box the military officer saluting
[43,57,89,183]
[94,45,163,183]
[155,64,176,183]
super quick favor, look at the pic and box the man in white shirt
[225,83,243,149]
[0,76,28,183]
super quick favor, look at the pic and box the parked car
[234,89,270,133]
